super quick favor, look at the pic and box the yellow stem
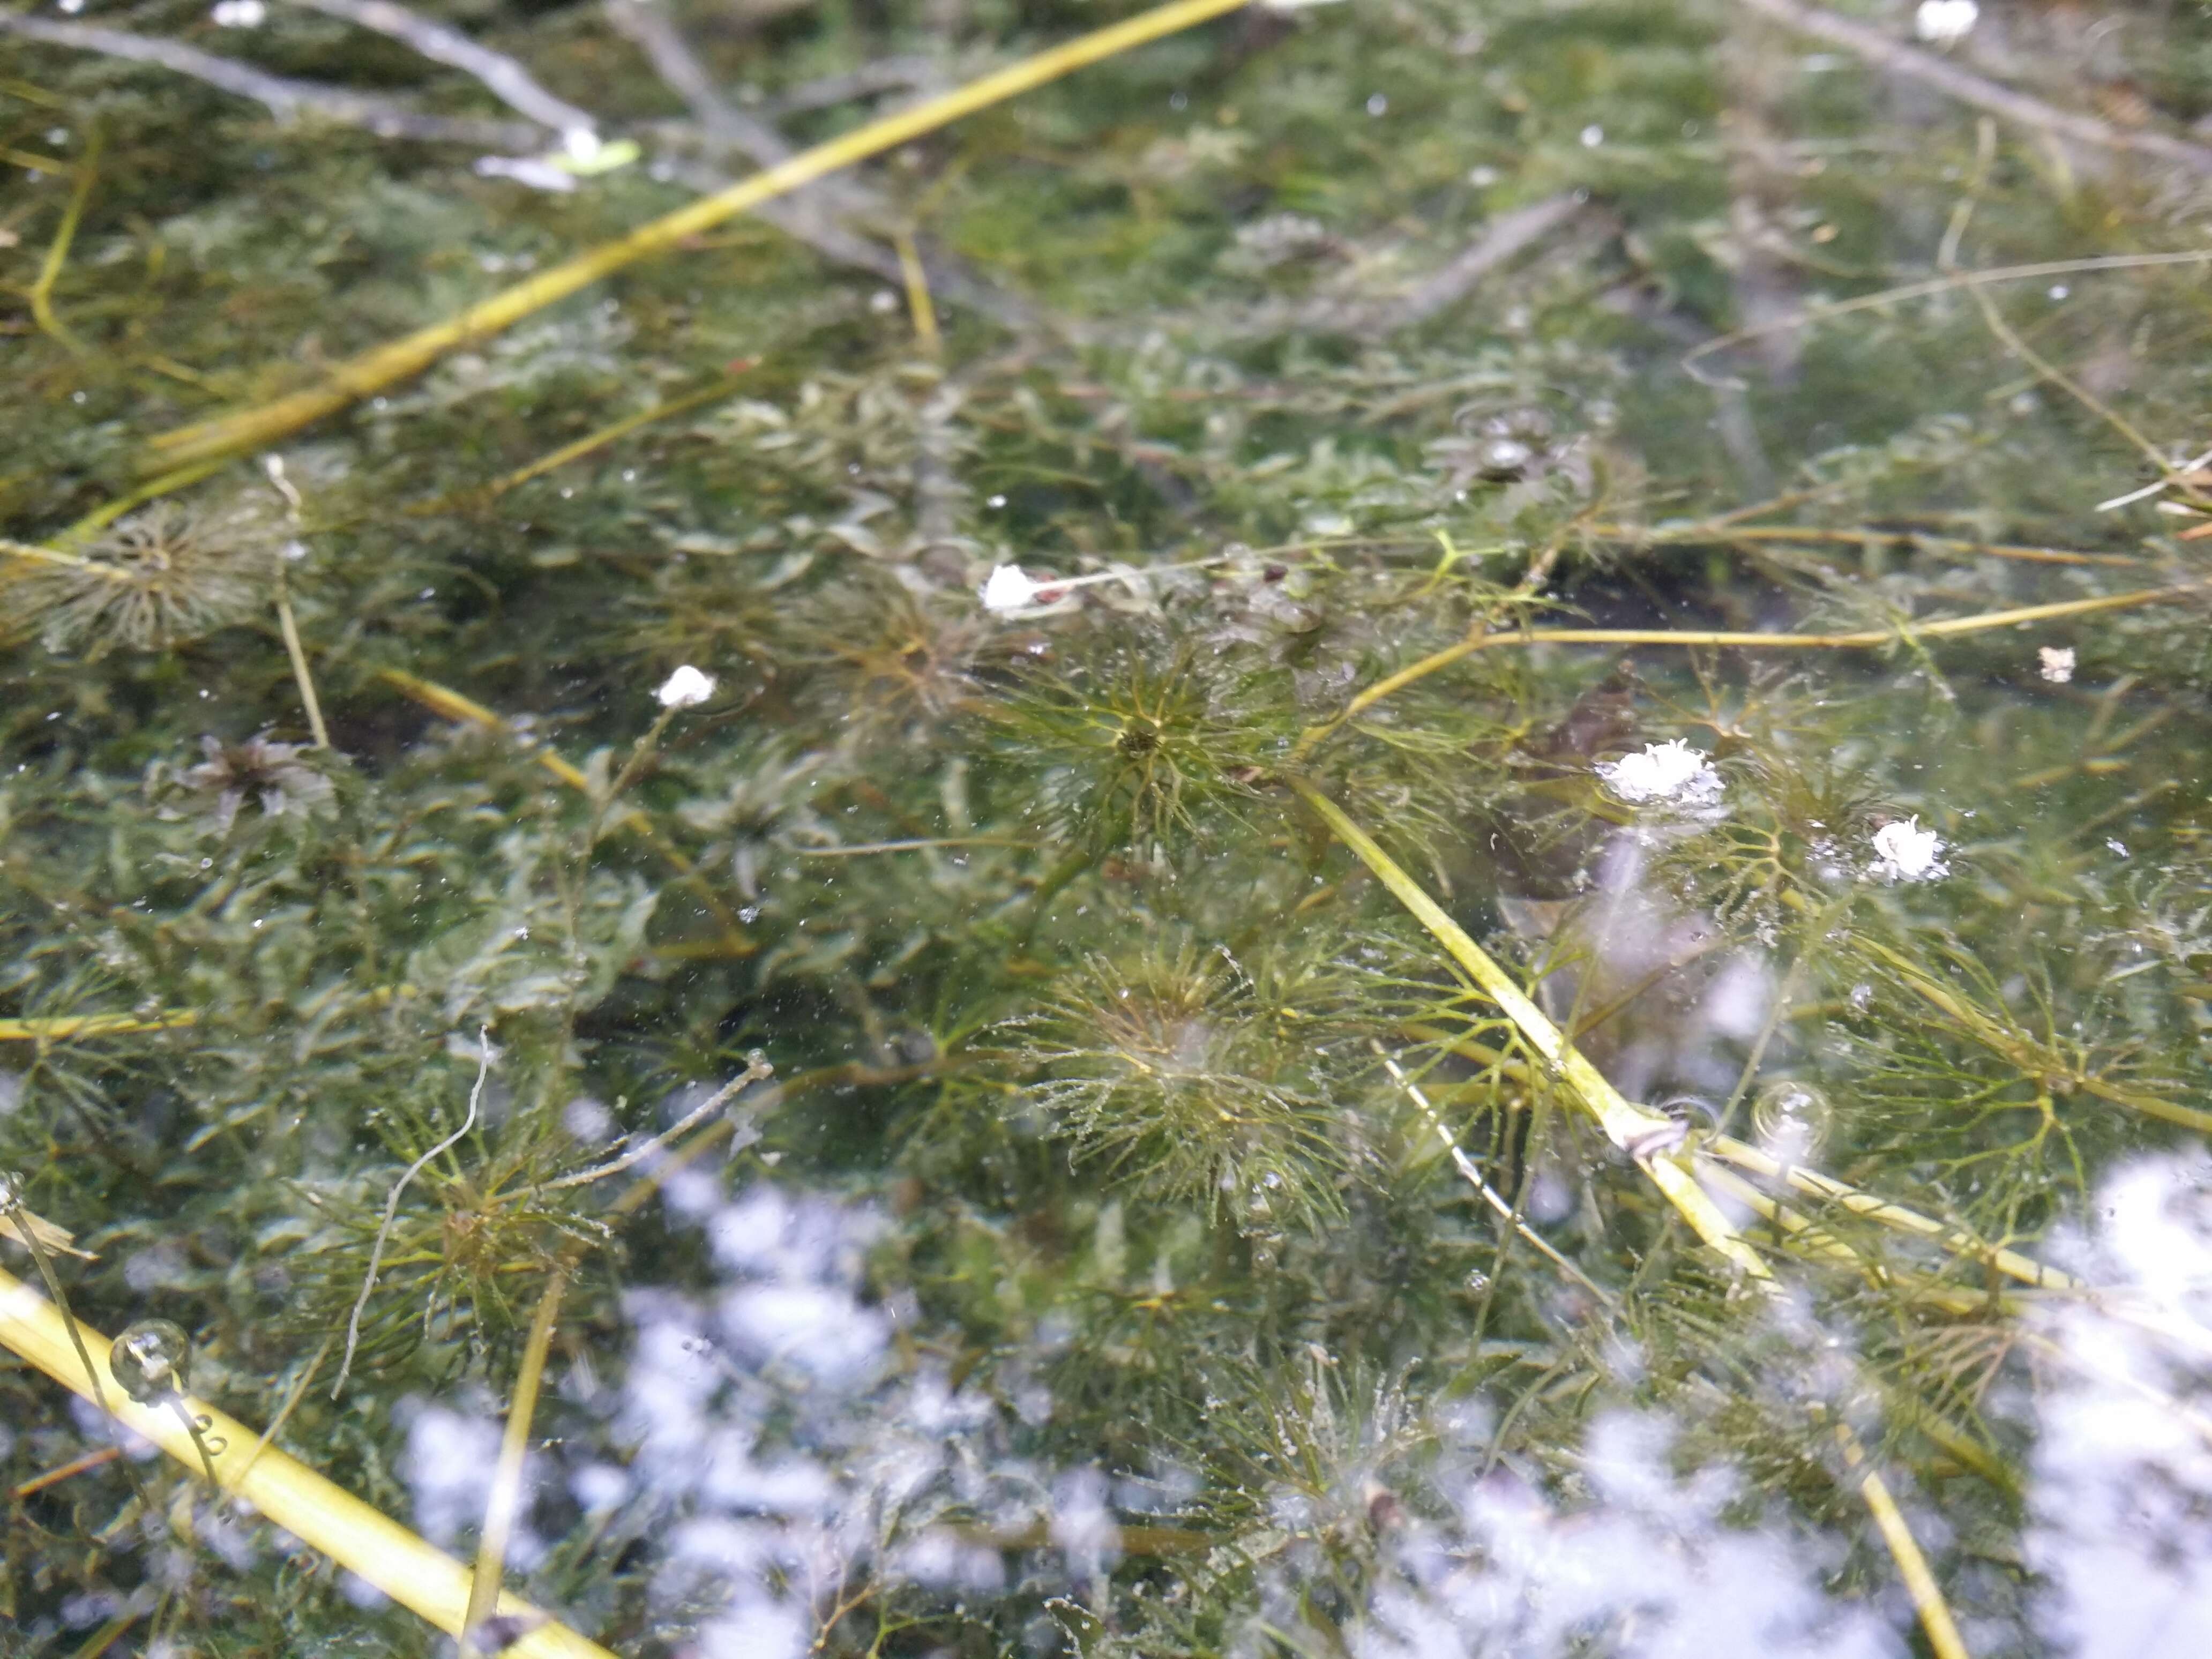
[1297,584,2198,758]
[464,1269,567,1653]
[1289,779,1773,1281]
[145,0,1252,469]
[1834,1422,1974,1659]
[0,1011,199,1041]
[893,230,942,356]
[29,126,98,357]
[0,1262,615,1659]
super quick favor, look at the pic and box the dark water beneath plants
[4,2,2212,1655]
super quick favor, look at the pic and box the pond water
[4,2,2211,1655]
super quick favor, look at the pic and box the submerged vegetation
[4,0,2212,1654]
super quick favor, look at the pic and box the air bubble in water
[111,1319,193,1404]
[1752,1080,1834,1166]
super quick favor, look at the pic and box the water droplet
[111,1319,193,1404]
[1466,1269,1492,1294]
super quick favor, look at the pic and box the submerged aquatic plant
[9,0,2212,1653]
[14,500,275,653]
[1012,938,1377,1229]
[161,731,337,834]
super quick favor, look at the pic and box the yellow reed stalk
[1834,1421,1973,1659]
[1297,584,2202,758]
[1702,1134,2081,1291]
[0,1262,616,1659]
[144,0,1253,470]
[29,126,98,357]
[463,1268,567,1653]
[1303,787,1976,1652]
[0,1011,199,1041]
[893,230,943,356]
[1288,779,1773,1281]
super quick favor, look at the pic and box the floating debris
[1870,817,1947,883]
[1596,739,1723,808]
[655,664,716,708]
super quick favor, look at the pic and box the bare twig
[1221,195,1584,340]
[334,1029,495,1401]
[761,57,945,118]
[0,14,541,149]
[531,1054,772,1195]
[285,0,597,139]
[1733,0,2212,175]
[1380,195,1586,332]
[606,3,1037,328]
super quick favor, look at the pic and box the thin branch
[761,56,944,118]
[1372,1041,1618,1307]
[1682,250,2212,385]
[1733,0,2212,175]
[605,5,1038,328]
[285,0,596,138]
[28,126,98,357]
[334,1030,495,1401]
[1221,195,1584,340]
[531,1054,772,1195]
[0,14,542,149]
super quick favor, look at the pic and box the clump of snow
[2040,646,2076,684]
[656,665,716,708]
[980,563,1041,614]
[1914,0,1978,46]
[1869,817,1946,883]
[1596,739,1722,808]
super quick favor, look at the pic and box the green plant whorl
[987,639,1290,855]
[1010,939,1366,1231]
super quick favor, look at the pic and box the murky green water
[5,2,2212,1654]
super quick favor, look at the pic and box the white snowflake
[1870,817,1946,883]
[980,564,1042,615]
[2039,646,2076,684]
[1596,739,1722,807]
[1913,1,1978,46]
[210,0,266,25]
[655,665,716,709]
